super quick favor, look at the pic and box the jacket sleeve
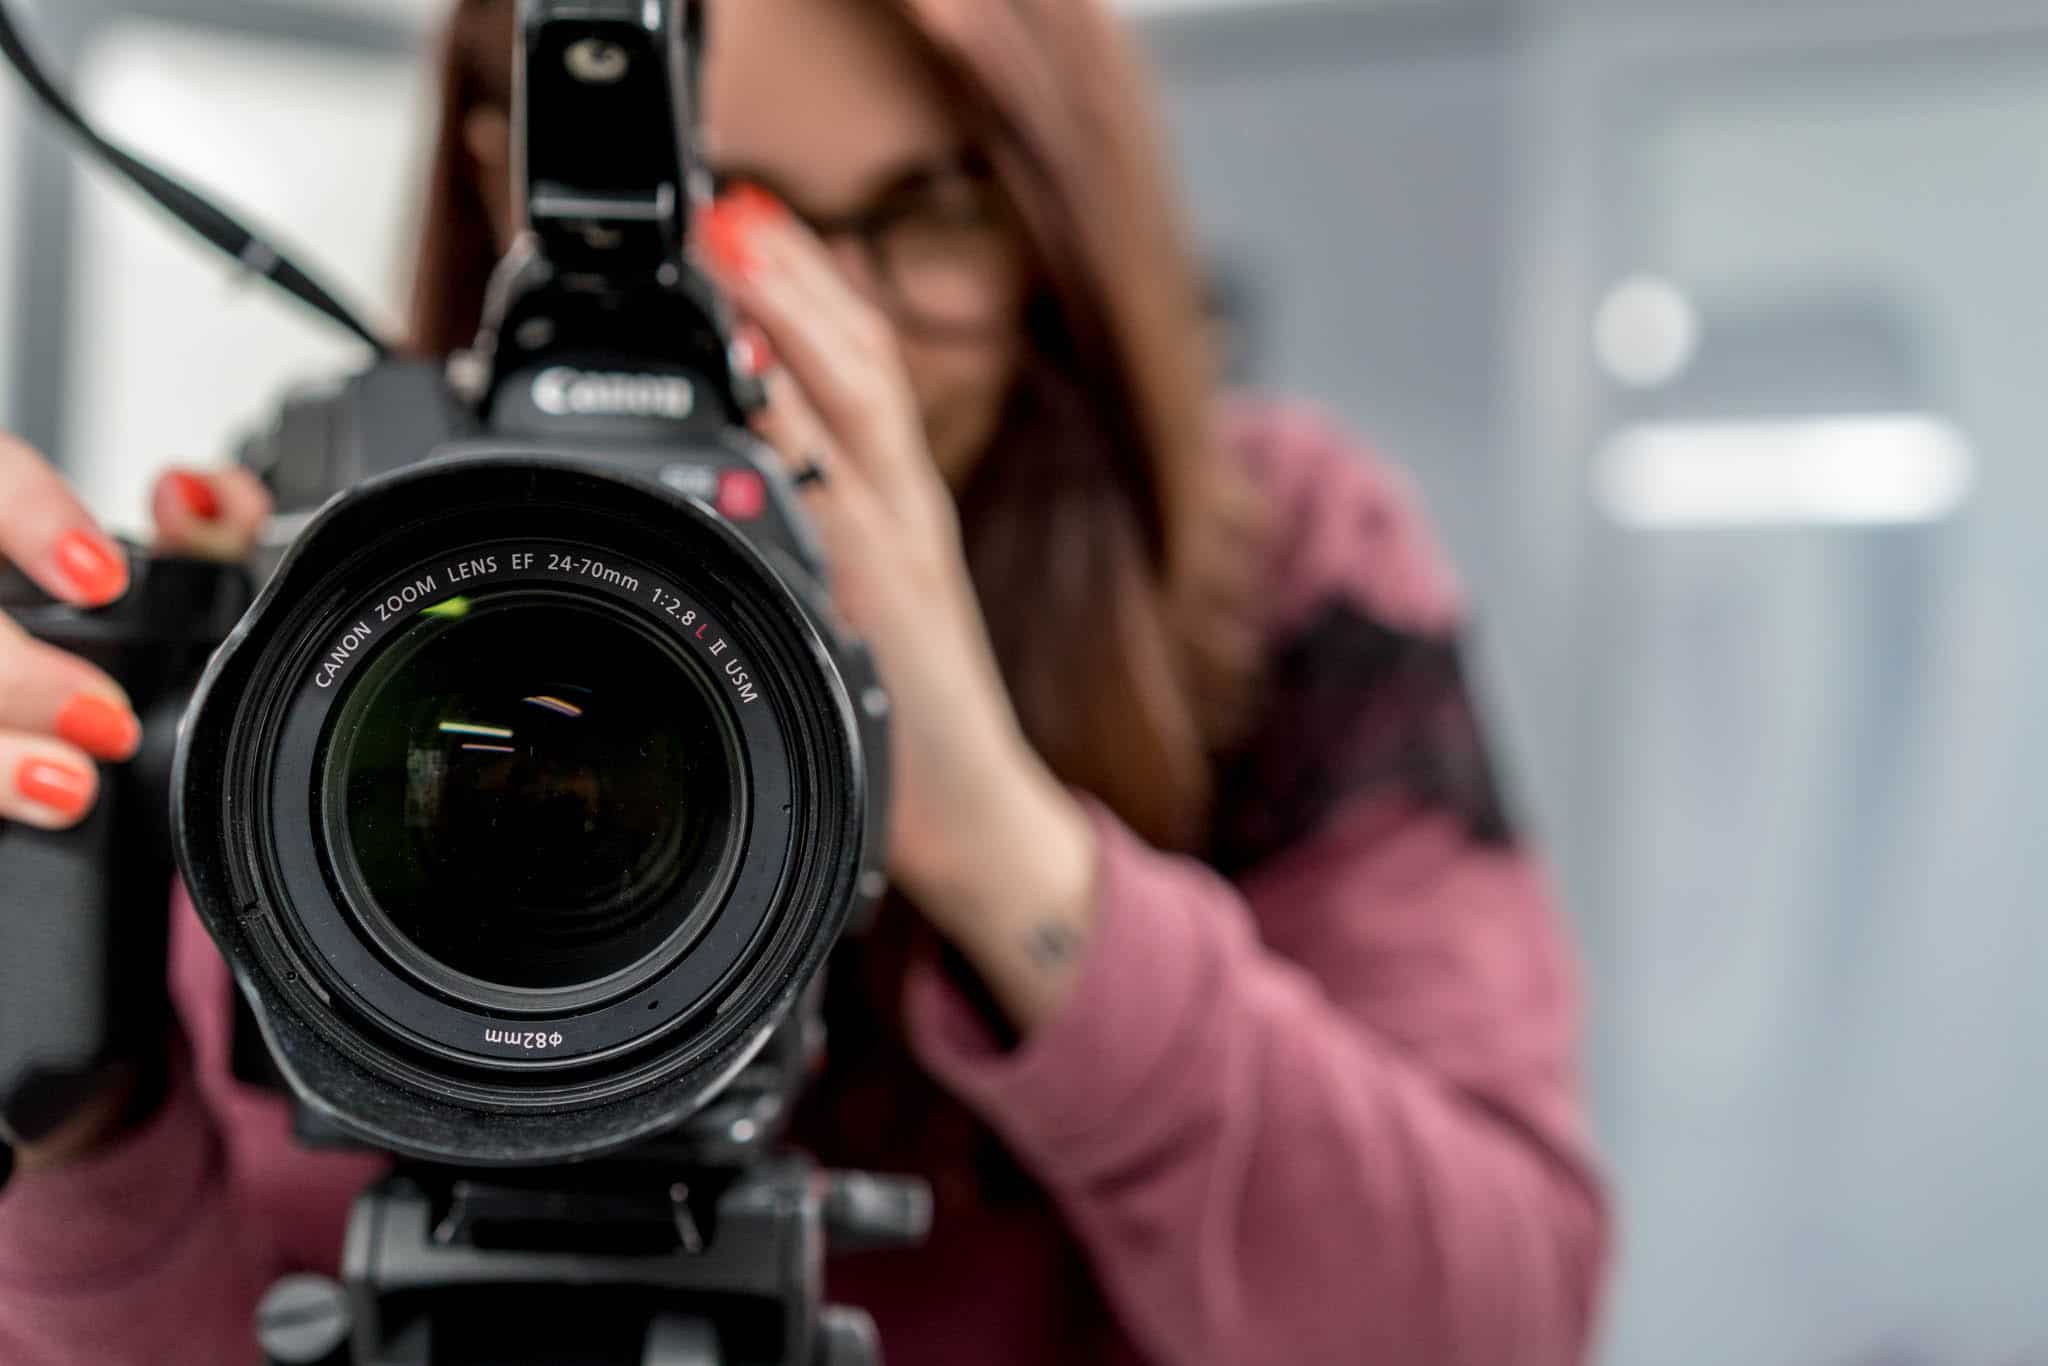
[0,1053,271,1366]
[901,402,1611,1366]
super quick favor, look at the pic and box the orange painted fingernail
[728,184,789,228]
[15,757,93,820]
[51,529,128,606]
[165,470,221,520]
[704,187,789,279]
[57,694,141,762]
[703,197,757,277]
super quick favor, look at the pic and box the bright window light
[1593,276,1701,390]
[1595,412,1975,529]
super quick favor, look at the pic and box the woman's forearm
[912,756,1102,1036]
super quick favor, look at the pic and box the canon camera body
[162,0,887,1168]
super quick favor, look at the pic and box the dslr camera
[0,2,918,1362]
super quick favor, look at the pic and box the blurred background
[2,0,2043,1362]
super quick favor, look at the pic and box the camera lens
[324,590,739,998]
[178,459,884,1163]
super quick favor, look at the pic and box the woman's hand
[1,435,269,1168]
[699,190,1099,1033]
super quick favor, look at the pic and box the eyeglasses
[711,152,1019,340]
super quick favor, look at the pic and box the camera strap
[0,2,391,355]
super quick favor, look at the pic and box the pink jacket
[0,401,1611,1365]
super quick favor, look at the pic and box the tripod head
[258,1014,929,1366]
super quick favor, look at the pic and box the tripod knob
[257,1273,351,1365]
[815,1306,882,1366]
[822,1172,933,1253]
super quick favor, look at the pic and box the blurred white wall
[63,18,430,531]
[0,54,21,427]
[1532,24,2048,1365]
[269,0,445,19]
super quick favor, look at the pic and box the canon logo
[531,367,696,421]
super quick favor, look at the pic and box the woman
[0,0,1609,1361]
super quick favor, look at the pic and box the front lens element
[327,591,737,994]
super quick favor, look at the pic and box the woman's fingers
[0,613,140,763]
[746,367,898,622]
[150,465,273,562]
[0,432,129,607]
[0,729,101,831]
[751,368,879,538]
[0,432,139,837]
[702,190,925,496]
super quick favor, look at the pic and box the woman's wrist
[915,753,1101,1034]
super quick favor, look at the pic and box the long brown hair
[409,0,1268,853]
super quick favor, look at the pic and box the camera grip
[0,555,247,1152]
[0,793,144,1144]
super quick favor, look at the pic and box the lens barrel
[173,454,882,1165]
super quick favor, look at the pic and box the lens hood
[174,451,881,1165]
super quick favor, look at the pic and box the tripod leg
[643,1314,720,1366]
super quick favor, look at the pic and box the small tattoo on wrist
[1029,920,1082,969]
